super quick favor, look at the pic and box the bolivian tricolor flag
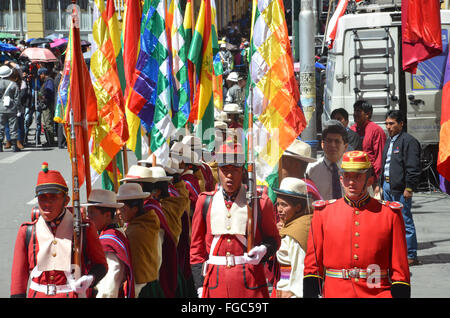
[188,0,219,149]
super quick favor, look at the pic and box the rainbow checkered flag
[245,0,307,200]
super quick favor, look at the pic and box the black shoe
[12,140,21,152]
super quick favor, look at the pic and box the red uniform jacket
[11,215,107,298]
[190,187,281,298]
[304,197,410,298]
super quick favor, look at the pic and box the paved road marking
[0,152,30,164]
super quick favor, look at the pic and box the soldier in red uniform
[10,163,107,298]
[190,140,280,298]
[303,151,411,298]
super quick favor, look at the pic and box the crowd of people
[4,14,424,299]
[9,97,423,298]
[0,37,80,152]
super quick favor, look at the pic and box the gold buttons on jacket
[355,221,360,226]
[353,254,359,260]
[52,239,57,245]
[354,243,359,248]
[52,252,57,257]
[227,213,231,218]
[226,225,231,230]
[226,203,232,209]
[227,238,231,243]
[226,252,231,256]
[355,211,360,215]
[355,232,360,237]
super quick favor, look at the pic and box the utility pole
[299,0,318,157]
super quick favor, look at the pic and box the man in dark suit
[378,110,421,266]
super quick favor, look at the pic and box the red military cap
[35,162,69,196]
[340,151,372,173]
[216,138,245,167]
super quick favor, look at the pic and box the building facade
[0,0,250,41]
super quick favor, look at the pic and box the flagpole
[112,157,119,192]
[246,0,257,253]
[71,0,92,198]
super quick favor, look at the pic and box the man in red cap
[303,151,410,298]
[10,162,107,298]
[190,139,280,298]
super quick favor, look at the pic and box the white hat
[0,65,13,78]
[82,189,124,209]
[273,177,309,199]
[138,155,183,175]
[215,121,228,130]
[227,72,239,82]
[170,141,200,165]
[215,111,230,122]
[283,139,316,163]
[116,183,150,201]
[223,103,243,114]
[120,165,173,183]
[182,135,202,149]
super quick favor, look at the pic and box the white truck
[322,2,449,189]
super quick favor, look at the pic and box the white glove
[197,287,203,298]
[244,245,267,265]
[69,275,94,295]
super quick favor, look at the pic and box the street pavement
[0,145,449,298]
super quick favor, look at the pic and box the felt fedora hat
[116,183,150,201]
[182,135,202,149]
[215,111,231,122]
[138,155,183,175]
[273,177,309,199]
[223,103,243,114]
[283,139,317,163]
[82,189,124,209]
[0,65,13,78]
[120,165,173,183]
[170,141,200,165]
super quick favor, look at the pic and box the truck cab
[323,6,450,152]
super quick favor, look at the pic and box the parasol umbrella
[0,42,19,52]
[50,38,68,48]
[29,38,54,47]
[20,47,58,63]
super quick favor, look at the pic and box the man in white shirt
[306,120,349,200]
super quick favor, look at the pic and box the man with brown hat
[83,189,134,298]
[10,162,107,298]
[303,151,410,298]
[120,165,188,298]
[116,182,161,297]
[190,139,280,298]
